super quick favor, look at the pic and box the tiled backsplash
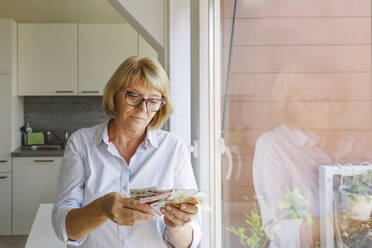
[24,96,107,142]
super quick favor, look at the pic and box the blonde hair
[103,56,173,129]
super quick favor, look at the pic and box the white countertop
[25,204,66,248]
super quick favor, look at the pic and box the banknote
[130,187,209,215]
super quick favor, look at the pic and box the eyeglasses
[120,88,165,112]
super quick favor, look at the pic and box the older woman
[52,56,201,248]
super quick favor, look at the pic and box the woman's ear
[149,113,158,126]
[112,91,120,114]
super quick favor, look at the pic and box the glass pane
[220,0,371,247]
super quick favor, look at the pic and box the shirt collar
[145,128,159,148]
[94,119,159,148]
[94,119,111,146]
[278,124,355,158]
[279,124,323,148]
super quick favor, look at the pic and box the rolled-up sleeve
[52,135,87,246]
[171,141,202,248]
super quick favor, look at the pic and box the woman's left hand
[161,203,198,228]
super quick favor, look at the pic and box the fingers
[161,204,197,227]
[114,208,154,226]
[102,192,156,226]
[126,208,154,226]
[162,213,184,227]
[178,203,198,215]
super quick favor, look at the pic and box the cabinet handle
[0,176,8,179]
[0,160,8,163]
[34,160,55,163]
[81,90,99,93]
[55,91,74,93]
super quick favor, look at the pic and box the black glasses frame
[120,88,165,112]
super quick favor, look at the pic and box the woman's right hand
[101,192,155,226]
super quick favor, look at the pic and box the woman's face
[280,76,349,129]
[114,79,162,133]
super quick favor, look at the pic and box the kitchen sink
[22,144,63,151]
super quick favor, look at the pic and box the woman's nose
[136,100,147,112]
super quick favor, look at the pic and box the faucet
[46,130,69,148]
[46,130,58,144]
[63,130,69,147]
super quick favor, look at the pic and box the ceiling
[0,0,126,23]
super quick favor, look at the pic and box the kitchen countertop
[12,146,65,157]
[25,204,66,248]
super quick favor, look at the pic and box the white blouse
[52,120,201,248]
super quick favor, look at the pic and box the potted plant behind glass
[339,170,372,221]
[227,188,315,248]
[226,198,270,248]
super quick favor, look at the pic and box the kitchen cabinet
[18,24,78,95]
[12,157,62,235]
[0,75,23,174]
[0,20,23,174]
[0,75,11,173]
[0,173,11,235]
[0,19,23,236]
[139,35,158,61]
[78,23,138,95]
[0,19,17,74]
[17,23,158,96]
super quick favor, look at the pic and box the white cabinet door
[18,24,78,95]
[0,19,16,74]
[0,75,11,173]
[139,35,158,61]
[12,157,62,235]
[0,173,11,235]
[78,24,138,95]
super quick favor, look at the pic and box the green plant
[227,189,314,247]
[336,170,372,247]
[278,188,313,225]
[342,170,372,202]
[227,196,269,248]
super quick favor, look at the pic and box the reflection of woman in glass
[252,69,372,247]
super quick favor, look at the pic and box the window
[217,0,372,247]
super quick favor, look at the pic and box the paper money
[138,192,171,204]
[130,187,209,215]
[130,187,172,200]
